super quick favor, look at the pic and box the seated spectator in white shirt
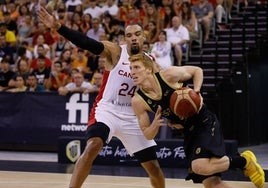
[86,18,105,41]
[151,30,173,70]
[101,0,119,18]
[58,72,95,96]
[83,0,103,19]
[166,16,189,66]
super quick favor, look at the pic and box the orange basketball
[170,87,202,119]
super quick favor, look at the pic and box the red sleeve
[45,58,52,68]
[30,59,37,69]
[44,32,55,46]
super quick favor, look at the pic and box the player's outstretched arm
[37,7,104,55]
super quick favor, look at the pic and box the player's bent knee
[192,160,212,175]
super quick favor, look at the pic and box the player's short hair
[128,53,159,73]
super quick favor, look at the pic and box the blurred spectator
[1,0,13,13]
[124,6,141,26]
[6,74,27,92]
[215,0,227,25]
[0,57,15,91]
[86,51,99,74]
[227,0,233,18]
[0,22,16,47]
[33,34,51,59]
[83,0,103,19]
[8,59,30,87]
[65,0,82,19]
[73,4,84,16]
[108,19,124,44]
[94,56,105,74]
[58,71,94,96]
[158,0,174,26]
[51,35,71,59]
[20,41,33,61]
[57,49,72,75]
[102,12,113,36]
[137,0,149,25]
[142,4,160,31]
[17,4,31,28]
[71,12,83,32]
[151,30,173,69]
[47,60,69,91]
[26,73,46,92]
[55,4,68,24]
[172,0,183,16]
[117,0,130,26]
[31,55,50,90]
[142,40,151,53]
[101,0,119,18]
[46,0,63,13]
[192,0,214,41]
[86,18,105,41]
[85,70,103,94]
[145,20,159,44]
[28,0,41,25]
[2,11,18,35]
[80,13,92,34]
[181,2,199,44]
[68,67,80,83]
[0,34,14,64]
[30,44,52,71]
[17,14,35,45]
[71,48,90,75]
[16,43,33,64]
[7,2,19,22]
[160,5,177,29]
[82,0,91,10]
[166,16,189,66]
[31,22,54,47]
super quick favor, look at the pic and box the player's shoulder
[102,41,121,56]
[132,92,143,104]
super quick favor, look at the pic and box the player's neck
[141,77,159,96]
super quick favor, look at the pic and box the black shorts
[183,105,226,183]
[134,146,157,163]
[85,122,110,144]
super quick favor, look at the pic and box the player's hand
[168,122,184,129]
[152,105,166,128]
[37,7,60,30]
[197,91,203,112]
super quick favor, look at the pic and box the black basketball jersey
[136,72,185,124]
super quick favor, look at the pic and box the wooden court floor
[1,170,267,188]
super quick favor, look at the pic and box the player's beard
[131,46,140,55]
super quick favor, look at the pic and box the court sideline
[0,143,267,188]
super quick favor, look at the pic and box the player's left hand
[151,106,166,128]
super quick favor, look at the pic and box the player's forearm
[142,125,160,140]
[57,25,104,55]
[193,67,203,92]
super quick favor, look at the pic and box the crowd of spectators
[0,0,259,94]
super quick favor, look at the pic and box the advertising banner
[0,92,97,146]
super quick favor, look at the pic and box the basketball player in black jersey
[129,53,265,188]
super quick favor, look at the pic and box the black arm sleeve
[57,25,104,55]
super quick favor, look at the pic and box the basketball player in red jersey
[129,53,265,188]
[37,7,165,188]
